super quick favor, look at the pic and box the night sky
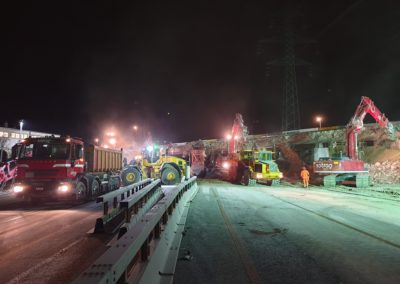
[3,0,400,143]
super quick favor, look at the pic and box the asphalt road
[0,191,110,284]
[174,181,400,284]
[1,181,400,284]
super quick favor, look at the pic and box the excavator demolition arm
[346,96,395,160]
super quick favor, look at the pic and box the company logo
[315,163,333,169]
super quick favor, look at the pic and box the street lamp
[133,125,138,131]
[19,120,24,135]
[316,116,322,129]
[109,137,117,146]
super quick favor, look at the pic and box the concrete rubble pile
[367,161,400,184]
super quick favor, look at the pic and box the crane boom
[346,96,395,160]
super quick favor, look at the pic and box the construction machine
[121,147,187,186]
[313,96,396,187]
[218,113,282,186]
[237,149,283,186]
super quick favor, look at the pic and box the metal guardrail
[94,178,153,233]
[117,179,163,238]
[75,176,197,284]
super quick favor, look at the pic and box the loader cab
[258,150,274,162]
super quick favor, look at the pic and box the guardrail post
[154,222,161,238]
[141,239,149,261]
[126,208,132,223]
[168,205,173,215]
[116,270,127,284]
[162,212,168,224]
[113,196,118,209]
[103,202,109,215]
[121,193,125,200]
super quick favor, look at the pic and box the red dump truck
[12,136,122,202]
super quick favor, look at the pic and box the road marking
[268,192,400,250]
[211,187,263,284]
[6,238,82,284]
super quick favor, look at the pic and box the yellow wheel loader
[121,154,187,186]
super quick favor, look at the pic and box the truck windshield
[19,143,70,160]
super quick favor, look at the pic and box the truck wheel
[241,169,250,186]
[121,167,141,186]
[161,165,181,185]
[91,179,100,197]
[76,181,87,200]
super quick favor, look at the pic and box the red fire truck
[12,136,122,202]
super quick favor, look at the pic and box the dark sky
[3,0,400,143]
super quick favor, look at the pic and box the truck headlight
[57,184,70,192]
[256,173,263,179]
[279,172,283,178]
[13,185,24,193]
[222,162,230,169]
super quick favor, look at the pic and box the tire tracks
[211,186,263,284]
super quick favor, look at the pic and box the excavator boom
[228,113,247,154]
[314,96,395,187]
[346,96,394,160]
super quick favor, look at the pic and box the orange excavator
[313,96,396,187]
[216,113,247,183]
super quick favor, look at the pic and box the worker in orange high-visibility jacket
[300,166,310,188]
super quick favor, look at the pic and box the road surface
[1,180,400,284]
[0,191,110,284]
[174,180,400,284]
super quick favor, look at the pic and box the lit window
[0,131,3,137]
[11,133,16,138]
[16,134,20,139]
[4,132,8,137]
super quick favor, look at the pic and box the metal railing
[94,178,153,233]
[75,176,197,284]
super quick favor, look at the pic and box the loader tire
[121,167,141,186]
[241,169,250,186]
[161,165,181,185]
